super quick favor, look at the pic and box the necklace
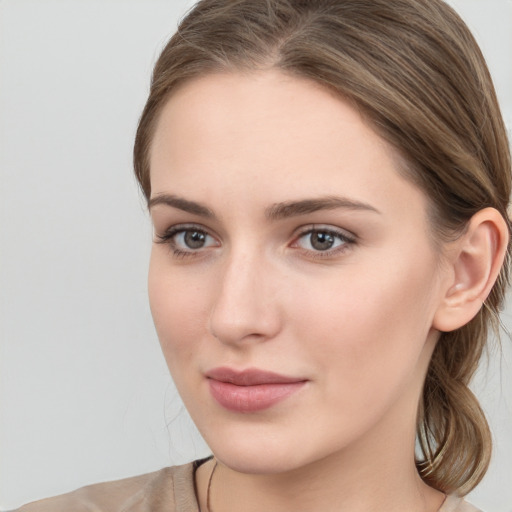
[205,459,218,512]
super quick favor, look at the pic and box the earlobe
[433,207,509,333]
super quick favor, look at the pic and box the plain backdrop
[0,0,511,510]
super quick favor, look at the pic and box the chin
[195,422,298,473]
[199,420,346,476]
[214,446,306,475]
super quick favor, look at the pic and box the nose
[208,250,281,346]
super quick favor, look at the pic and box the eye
[174,229,216,250]
[155,224,219,256]
[292,226,355,254]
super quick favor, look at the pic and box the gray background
[0,0,510,510]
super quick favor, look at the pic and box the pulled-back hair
[134,0,511,494]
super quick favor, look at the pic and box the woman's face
[148,71,450,474]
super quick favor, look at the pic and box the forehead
[149,70,427,222]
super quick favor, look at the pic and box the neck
[198,419,444,512]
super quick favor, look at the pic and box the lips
[206,367,307,413]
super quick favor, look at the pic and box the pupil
[311,232,334,251]
[184,231,206,249]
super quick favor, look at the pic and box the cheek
[148,252,210,365]
[288,254,439,393]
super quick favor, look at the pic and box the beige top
[15,460,482,512]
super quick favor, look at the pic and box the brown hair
[134,0,511,494]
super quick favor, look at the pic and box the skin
[148,70,453,512]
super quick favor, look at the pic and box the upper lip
[206,367,306,386]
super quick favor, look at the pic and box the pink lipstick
[206,367,307,413]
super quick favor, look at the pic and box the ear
[433,207,509,332]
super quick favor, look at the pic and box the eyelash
[155,224,357,260]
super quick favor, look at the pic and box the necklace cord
[205,459,218,512]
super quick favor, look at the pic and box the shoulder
[13,462,199,512]
[440,495,483,512]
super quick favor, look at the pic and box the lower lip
[208,379,306,413]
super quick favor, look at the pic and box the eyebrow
[265,196,380,220]
[148,194,215,218]
[148,193,380,219]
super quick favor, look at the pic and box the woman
[16,0,510,510]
